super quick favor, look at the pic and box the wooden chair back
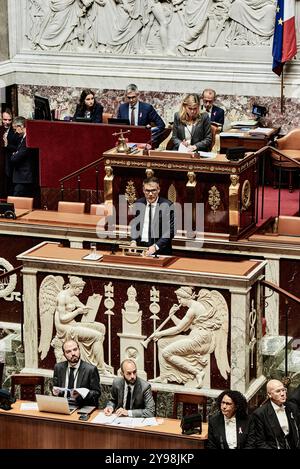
[7,196,34,210]
[102,113,113,124]
[172,392,207,422]
[10,374,45,401]
[58,201,85,213]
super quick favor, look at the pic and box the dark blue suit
[117,101,165,132]
[210,105,225,126]
[130,196,175,255]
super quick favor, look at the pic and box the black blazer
[130,196,175,255]
[53,360,101,407]
[207,412,255,449]
[10,137,36,184]
[252,399,300,449]
[171,112,212,151]
[73,101,103,123]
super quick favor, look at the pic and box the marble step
[260,335,293,356]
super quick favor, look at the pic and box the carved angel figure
[151,286,230,388]
[38,274,112,375]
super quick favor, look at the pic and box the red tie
[130,106,135,126]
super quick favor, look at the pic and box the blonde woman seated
[171,93,212,152]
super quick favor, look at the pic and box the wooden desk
[220,128,279,152]
[0,401,207,449]
[103,148,258,240]
[18,210,105,229]
[18,241,266,393]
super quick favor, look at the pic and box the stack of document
[231,120,258,129]
[248,127,274,138]
[91,412,159,427]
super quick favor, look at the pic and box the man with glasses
[251,379,300,449]
[130,176,174,256]
[201,89,224,128]
[117,84,165,134]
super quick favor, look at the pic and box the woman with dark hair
[171,93,211,152]
[207,389,255,449]
[73,89,103,123]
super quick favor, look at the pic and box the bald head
[267,379,287,406]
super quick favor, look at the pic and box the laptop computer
[36,394,78,415]
[107,117,130,125]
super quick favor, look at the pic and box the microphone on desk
[142,128,168,155]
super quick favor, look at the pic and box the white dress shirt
[224,415,237,449]
[271,401,289,435]
[141,201,157,242]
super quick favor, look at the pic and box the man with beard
[104,359,155,417]
[52,339,101,407]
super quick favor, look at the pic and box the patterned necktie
[125,386,131,410]
[68,367,75,389]
[130,106,135,126]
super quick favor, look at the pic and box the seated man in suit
[52,339,101,408]
[130,176,175,256]
[251,379,300,449]
[104,359,155,418]
[202,88,225,128]
[117,84,165,135]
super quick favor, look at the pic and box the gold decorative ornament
[125,180,137,207]
[186,171,197,187]
[113,129,131,153]
[241,180,251,211]
[145,168,154,178]
[208,185,220,214]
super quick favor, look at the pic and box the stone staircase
[261,334,300,389]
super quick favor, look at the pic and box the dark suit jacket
[207,412,255,449]
[252,399,300,449]
[117,101,165,132]
[210,105,225,127]
[53,360,101,407]
[171,112,212,151]
[73,101,103,123]
[130,196,175,255]
[10,137,36,184]
[289,384,300,411]
[106,376,155,418]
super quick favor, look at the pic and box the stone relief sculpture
[150,286,230,388]
[225,0,277,47]
[38,274,113,375]
[25,0,278,56]
[34,0,93,50]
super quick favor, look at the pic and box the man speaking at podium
[130,177,175,256]
[117,84,165,134]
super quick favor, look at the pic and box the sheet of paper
[142,417,159,426]
[178,142,190,153]
[20,402,39,411]
[198,151,217,159]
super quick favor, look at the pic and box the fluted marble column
[230,287,251,393]
[22,267,38,369]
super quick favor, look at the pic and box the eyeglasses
[144,189,158,194]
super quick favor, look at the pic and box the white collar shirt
[271,401,289,435]
[224,415,237,449]
[141,200,158,242]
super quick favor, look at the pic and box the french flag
[272,0,297,76]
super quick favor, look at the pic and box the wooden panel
[0,403,207,449]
